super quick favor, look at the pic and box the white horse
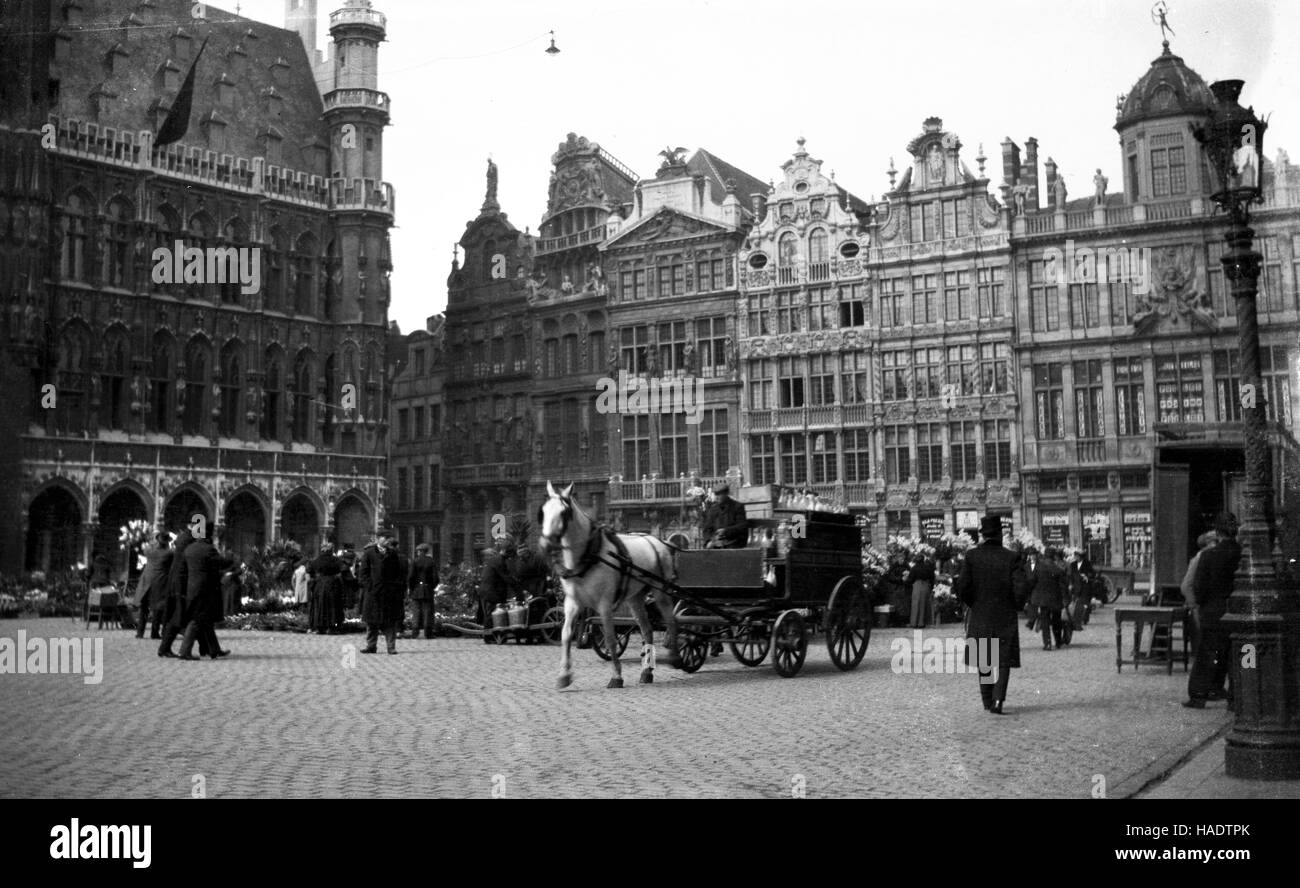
[539,481,680,689]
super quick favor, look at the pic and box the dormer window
[170,29,192,61]
[155,59,181,93]
[214,73,234,106]
[1149,132,1187,197]
[261,129,283,165]
[103,42,130,75]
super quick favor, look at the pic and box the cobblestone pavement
[0,607,1229,798]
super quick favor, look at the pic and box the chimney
[1044,157,1058,210]
[1000,138,1021,191]
[721,179,740,227]
[1021,137,1040,212]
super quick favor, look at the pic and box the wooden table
[1114,605,1190,674]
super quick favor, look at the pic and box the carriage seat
[676,548,768,598]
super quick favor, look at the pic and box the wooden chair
[86,587,122,629]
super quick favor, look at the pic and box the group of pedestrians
[1024,548,1094,651]
[475,539,551,641]
[1181,512,1239,709]
[131,514,234,661]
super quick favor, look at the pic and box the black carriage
[583,510,872,678]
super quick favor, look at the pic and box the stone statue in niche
[1054,175,1067,207]
[1011,184,1030,216]
[927,143,945,183]
[1093,169,1108,205]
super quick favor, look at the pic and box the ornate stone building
[387,314,444,562]
[0,0,395,573]
[1011,38,1300,584]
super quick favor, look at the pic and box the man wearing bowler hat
[952,515,1030,714]
[702,483,748,549]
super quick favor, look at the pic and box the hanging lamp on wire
[545,30,560,55]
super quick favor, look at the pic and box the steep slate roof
[57,0,328,175]
[690,148,767,211]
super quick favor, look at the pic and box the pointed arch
[262,343,284,440]
[104,195,134,288]
[218,337,245,437]
[293,230,318,315]
[182,334,212,435]
[150,329,176,432]
[100,323,130,430]
[60,188,95,281]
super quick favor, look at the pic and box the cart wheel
[1102,575,1122,604]
[729,619,771,667]
[825,577,871,671]
[772,610,807,678]
[539,605,565,645]
[677,630,708,673]
[590,623,631,660]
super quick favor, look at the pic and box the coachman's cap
[979,515,1004,538]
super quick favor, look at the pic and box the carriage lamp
[1195,80,1300,780]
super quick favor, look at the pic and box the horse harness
[558,517,670,611]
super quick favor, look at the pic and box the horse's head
[538,481,576,555]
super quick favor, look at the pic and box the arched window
[262,346,282,440]
[56,324,90,434]
[778,232,799,266]
[321,353,336,446]
[808,228,829,264]
[182,337,210,436]
[151,332,174,433]
[292,349,312,441]
[61,192,90,281]
[220,218,249,304]
[266,227,286,311]
[294,232,317,314]
[188,213,213,301]
[104,198,133,288]
[219,340,243,438]
[101,328,128,430]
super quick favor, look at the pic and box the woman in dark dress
[307,542,345,634]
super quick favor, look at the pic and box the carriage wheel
[538,605,565,645]
[677,630,709,673]
[590,623,632,661]
[825,577,871,671]
[729,619,771,667]
[771,610,808,678]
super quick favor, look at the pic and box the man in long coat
[953,515,1030,714]
[176,525,233,660]
[157,526,194,657]
[1185,512,1241,708]
[133,532,172,640]
[1029,548,1068,650]
[359,529,405,654]
[407,543,439,639]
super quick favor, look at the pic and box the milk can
[507,601,528,628]
[491,603,510,629]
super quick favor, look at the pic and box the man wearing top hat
[702,483,748,549]
[952,514,1030,714]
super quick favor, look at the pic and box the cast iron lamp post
[1195,79,1300,779]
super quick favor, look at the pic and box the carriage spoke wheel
[590,622,630,661]
[729,619,771,667]
[825,577,871,671]
[771,610,808,678]
[539,605,565,645]
[677,631,708,673]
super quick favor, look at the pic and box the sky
[233,0,1299,335]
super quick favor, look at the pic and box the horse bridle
[539,496,606,580]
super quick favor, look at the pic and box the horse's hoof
[556,673,573,690]
[607,677,624,689]
[639,669,653,684]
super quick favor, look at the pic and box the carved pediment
[608,210,728,247]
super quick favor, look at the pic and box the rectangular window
[397,468,409,509]
[1109,279,1133,326]
[622,415,651,479]
[911,273,939,324]
[1034,363,1065,439]
[946,345,977,397]
[916,423,943,483]
[1068,282,1101,329]
[808,353,836,405]
[982,419,1011,480]
[1123,509,1152,570]
[840,352,868,404]
[1213,348,1241,423]
[1259,236,1284,314]
[977,266,1005,319]
[412,466,425,512]
[398,408,409,442]
[839,282,867,327]
[1151,147,1170,197]
[1262,345,1294,429]
[810,432,836,483]
[913,347,943,400]
[943,270,974,321]
[776,291,803,334]
[1073,359,1105,438]
[808,287,837,331]
[1030,260,1060,332]
[657,321,688,375]
[700,408,728,477]
[879,277,909,328]
[979,342,1011,394]
[696,258,723,293]
[748,359,774,410]
[778,357,805,408]
[413,406,425,440]
[1155,353,1205,423]
[1114,357,1147,436]
[950,421,978,481]
[843,428,871,482]
[886,510,912,535]
[697,316,728,378]
[882,350,910,402]
[779,433,807,485]
[750,435,776,485]
[620,325,649,375]
[884,425,911,483]
[748,293,772,336]
[1207,241,1233,317]
[661,414,689,478]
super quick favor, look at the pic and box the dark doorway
[95,488,149,581]
[25,487,83,572]
[281,495,320,554]
[223,492,267,562]
[333,497,371,550]
[163,489,211,535]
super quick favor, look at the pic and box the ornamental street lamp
[1195,80,1300,779]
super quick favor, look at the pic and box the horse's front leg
[655,590,681,669]
[600,603,623,689]
[556,590,578,690]
[628,594,655,685]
